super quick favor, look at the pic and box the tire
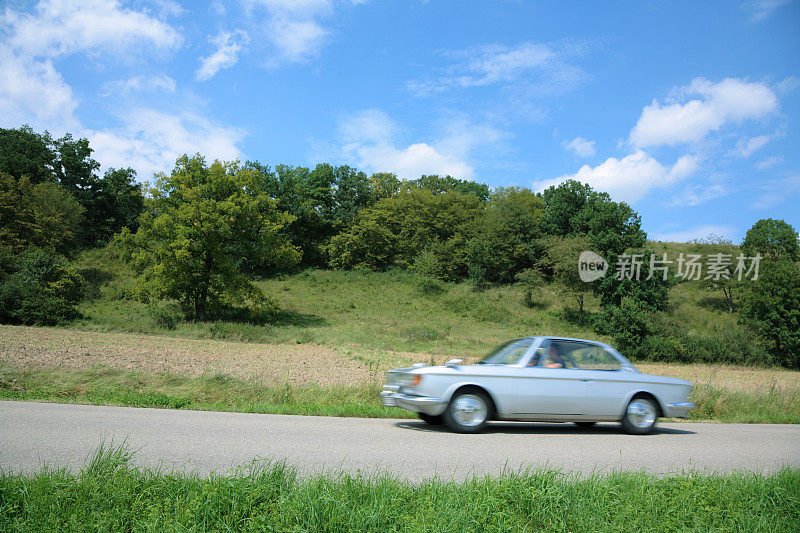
[443,390,491,433]
[621,397,659,435]
[574,421,596,428]
[418,413,444,425]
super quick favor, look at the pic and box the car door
[567,345,629,417]
[511,340,590,417]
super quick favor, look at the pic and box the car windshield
[478,338,534,365]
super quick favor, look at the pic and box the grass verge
[1,444,798,532]
[2,365,799,423]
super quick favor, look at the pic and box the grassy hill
[67,242,753,364]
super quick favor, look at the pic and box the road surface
[1,401,798,480]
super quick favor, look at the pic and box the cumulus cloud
[1,0,182,58]
[87,109,245,178]
[0,47,80,133]
[196,30,249,81]
[562,137,595,157]
[0,1,244,179]
[533,150,699,204]
[246,0,333,63]
[408,41,587,97]
[629,78,778,148]
[333,110,502,179]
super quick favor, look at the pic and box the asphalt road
[1,401,798,481]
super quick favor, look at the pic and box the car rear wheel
[418,413,444,425]
[444,390,490,433]
[621,397,658,435]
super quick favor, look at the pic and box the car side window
[541,340,576,369]
[568,344,621,371]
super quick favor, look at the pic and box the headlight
[405,374,422,387]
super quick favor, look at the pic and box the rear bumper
[380,386,446,416]
[664,402,696,418]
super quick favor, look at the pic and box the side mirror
[445,359,463,368]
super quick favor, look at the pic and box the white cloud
[0,46,80,134]
[1,0,182,58]
[246,0,333,63]
[651,225,735,243]
[101,74,176,96]
[196,30,249,81]
[87,109,245,178]
[629,78,778,148]
[562,137,595,157]
[333,110,503,179]
[533,150,699,204]
[755,155,784,169]
[409,41,586,96]
[745,0,797,21]
[669,183,730,207]
[730,135,770,158]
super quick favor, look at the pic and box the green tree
[0,247,84,325]
[118,155,300,321]
[0,173,85,254]
[542,236,594,324]
[466,187,544,283]
[739,260,800,369]
[410,174,490,201]
[741,219,800,261]
[541,179,646,255]
[594,249,673,311]
[369,172,401,199]
[0,125,57,183]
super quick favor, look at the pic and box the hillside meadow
[1,242,798,424]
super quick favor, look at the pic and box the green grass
[69,243,773,365]
[3,365,799,424]
[1,445,798,532]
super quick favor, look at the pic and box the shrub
[0,247,84,325]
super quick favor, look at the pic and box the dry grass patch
[637,362,800,394]
[0,325,416,387]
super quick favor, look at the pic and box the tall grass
[1,445,798,531]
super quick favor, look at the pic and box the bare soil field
[2,325,799,393]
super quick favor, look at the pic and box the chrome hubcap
[452,394,488,427]
[627,399,657,429]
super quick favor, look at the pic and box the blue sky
[1,0,799,242]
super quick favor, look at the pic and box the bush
[593,297,652,359]
[0,247,84,325]
[148,302,182,330]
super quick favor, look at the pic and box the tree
[541,179,646,255]
[466,187,544,283]
[694,234,739,313]
[593,249,673,311]
[118,155,300,321]
[0,173,85,254]
[0,126,56,183]
[410,174,490,201]
[0,247,84,325]
[739,260,800,369]
[369,172,401,199]
[742,219,800,262]
[542,235,594,324]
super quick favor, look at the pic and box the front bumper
[380,385,446,416]
[665,402,696,418]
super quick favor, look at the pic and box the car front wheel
[444,390,490,433]
[621,397,658,435]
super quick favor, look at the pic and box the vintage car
[380,336,695,434]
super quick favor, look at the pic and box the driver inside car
[544,344,565,368]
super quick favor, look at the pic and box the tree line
[1,125,799,368]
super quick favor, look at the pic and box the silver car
[381,336,695,434]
